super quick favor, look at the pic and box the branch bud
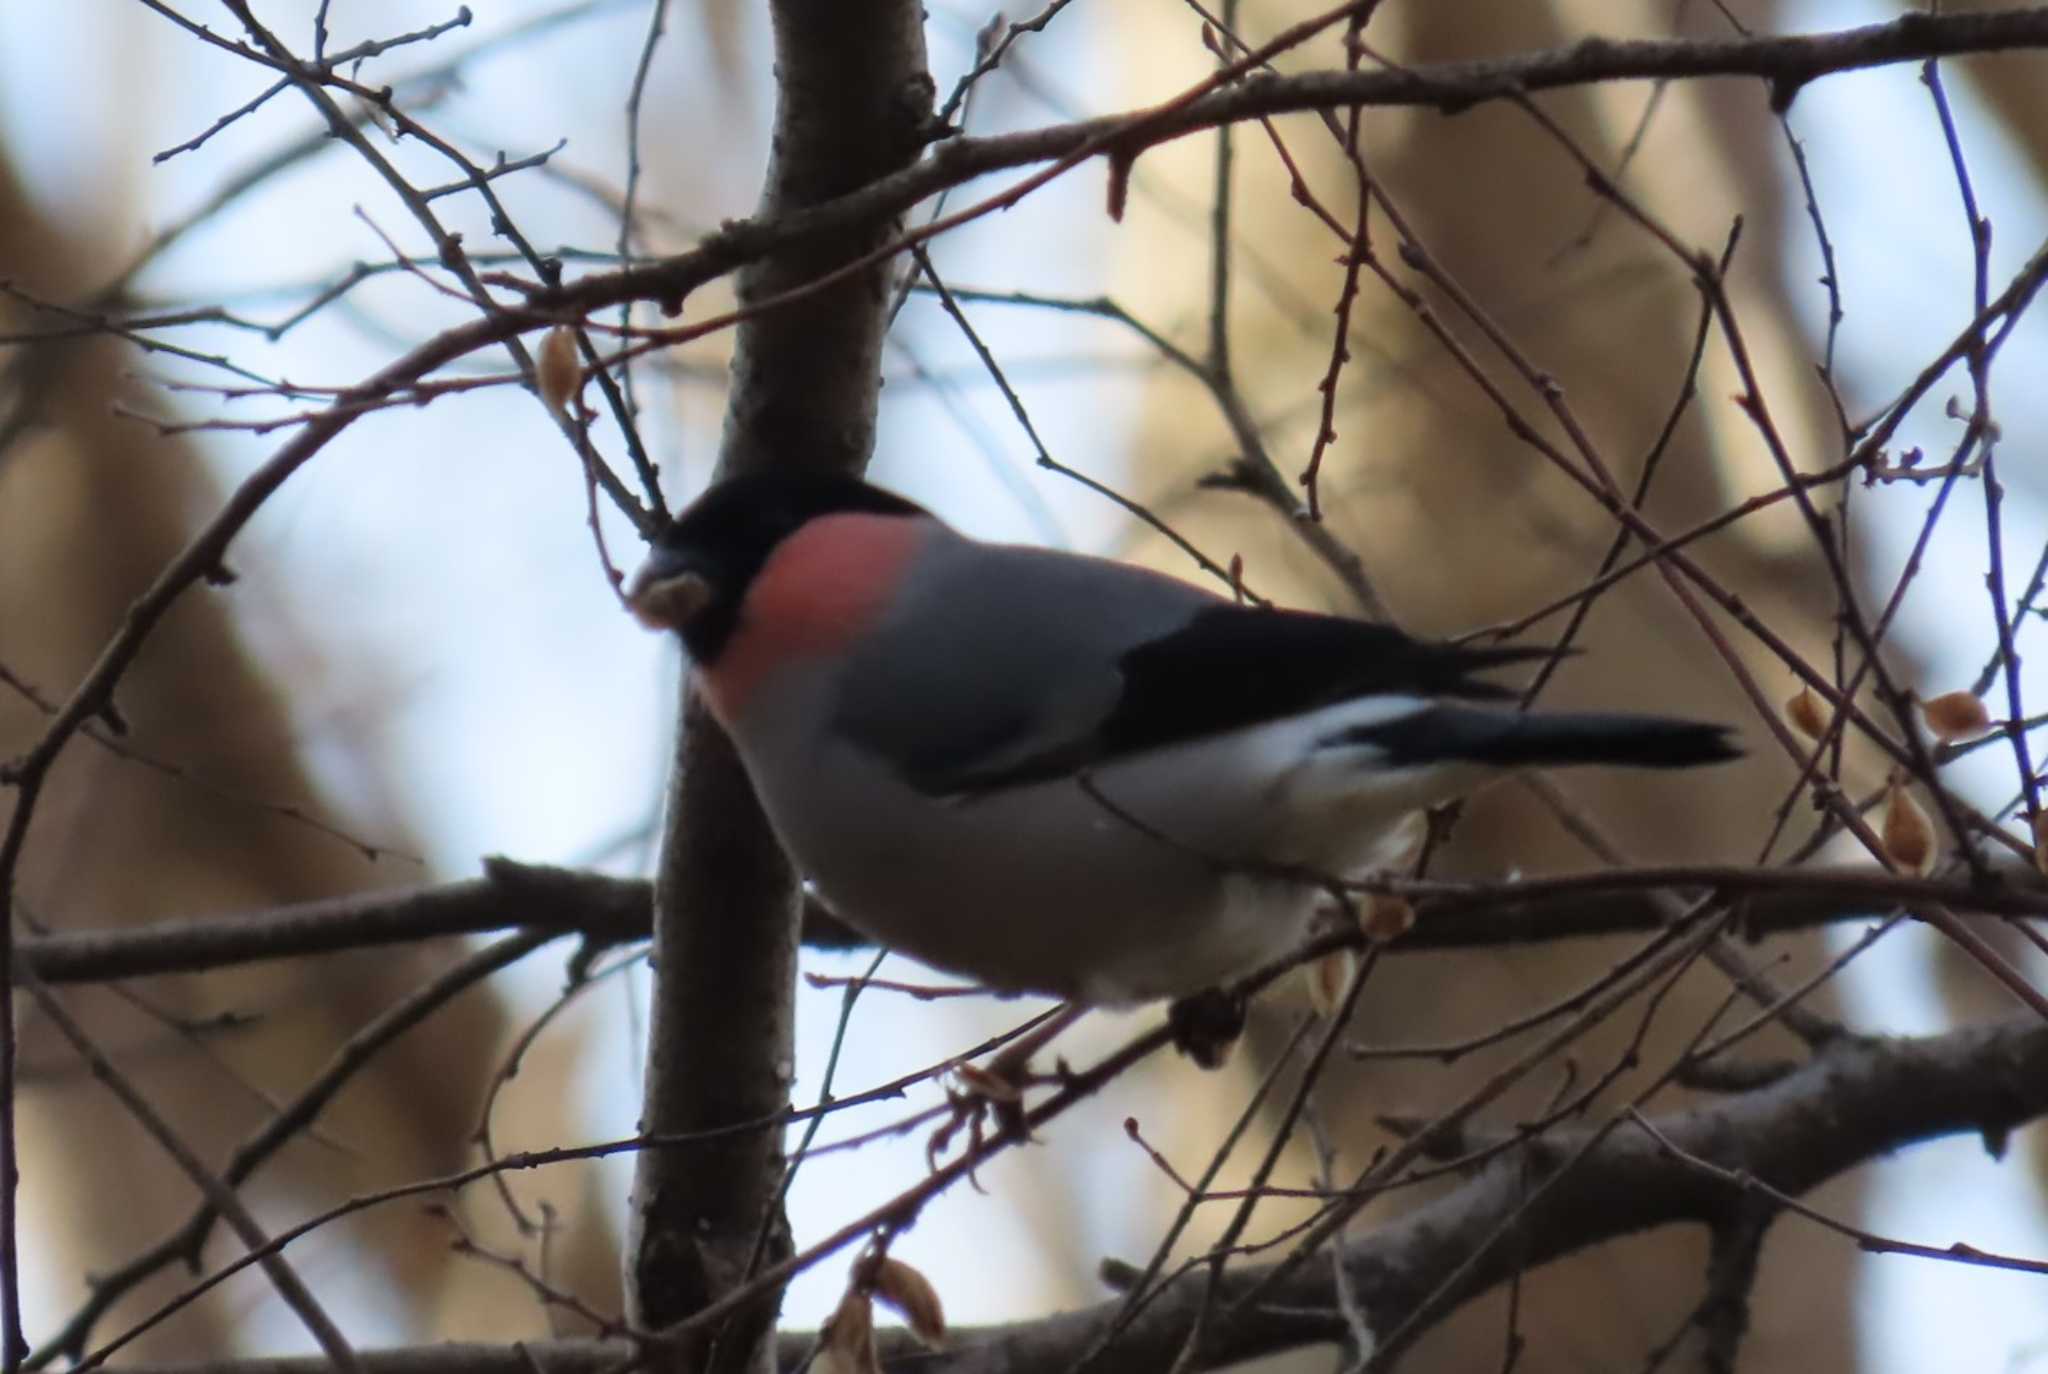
[817,1288,880,1374]
[1881,777,1935,876]
[1919,689,1991,742]
[872,1257,946,1346]
[1303,946,1357,1018]
[536,324,582,421]
[1786,683,1826,741]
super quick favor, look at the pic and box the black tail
[1342,705,1740,770]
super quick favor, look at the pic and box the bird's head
[626,469,925,665]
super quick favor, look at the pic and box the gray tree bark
[621,5,933,1371]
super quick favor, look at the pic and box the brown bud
[1919,690,1992,742]
[1786,684,1826,741]
[1381,810,1428,874]
[535,324,581,421]
[872,1257,946,1347]
[1881,778,1935,877]
[1360,893,1415,943]
[817,1288,880,1374]
[2032,812,2048,879]
[1303,947,1357,1018]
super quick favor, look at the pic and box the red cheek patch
[700,513,929,723]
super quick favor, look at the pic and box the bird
[626,468,1738,1012]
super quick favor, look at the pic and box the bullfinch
[627,469,1738,1009]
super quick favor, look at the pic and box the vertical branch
[612,0,673,428]
[712,5,934,476]
[1205,0,1238,380]
[1,854,19,1374]
[1926,61,2038,822]
[623,4,932,1371]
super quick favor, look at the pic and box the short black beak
[624,547,715,632]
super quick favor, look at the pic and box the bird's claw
[924,1004,1089,1177]
[925,1056,1041,1180]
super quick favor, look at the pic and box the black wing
[1335,704,1740,769]
[939,604,1559,793]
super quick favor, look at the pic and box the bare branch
[29,933,554,1370]
[622,4,933,1371]
[21,973,362,1373]
[21,860,2048,989]
[20,8,2048,1369]
[98,1017,2048,1374]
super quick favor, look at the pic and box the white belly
[730,684,1457,1005]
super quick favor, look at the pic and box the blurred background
[4,0,2048,1368]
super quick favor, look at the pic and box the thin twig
[1629,1107,2048,1276]
[32,932,556,1368]
[20,972,363,1372]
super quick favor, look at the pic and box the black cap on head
[626,469,925,663]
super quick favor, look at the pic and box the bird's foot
[1168,987,1246,1069]
[924,1005,1086,1174]
[926,1058,1036,1180]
